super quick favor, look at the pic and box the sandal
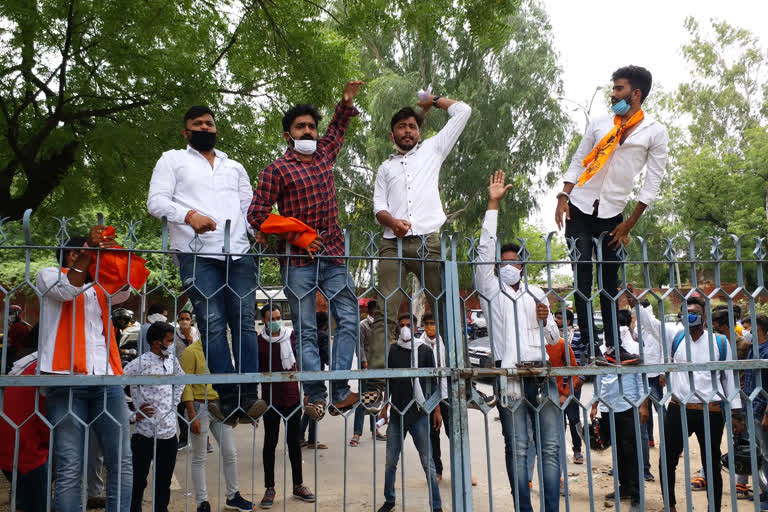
[375,430,387,441]
[349,435,361,447]
[690,476,707,491]
[736,483,753,499]
[305,442,328,450]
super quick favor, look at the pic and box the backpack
[671,331,728,362]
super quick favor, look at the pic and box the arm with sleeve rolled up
[373,164,412,237]
[247,165,281,231]
[317,81,362,160]
[36,267,85,302]
[147,154,189,225]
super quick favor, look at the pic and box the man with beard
[248,81,372,421]
[554,65,668,363]
[369,91,471,398]
[148,106,267,425]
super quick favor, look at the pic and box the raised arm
[475,171,512,295]
[316,81,363,160]
[418,94,471,160]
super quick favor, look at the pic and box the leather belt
[672,399,721,413]
[516,361,550,369]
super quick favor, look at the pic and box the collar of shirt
[564,114,668,218]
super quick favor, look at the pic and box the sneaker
[644,472,655,482]
[207,400,238,426]
[605,492,631,502]
[225,492,254,512]
[573,452,584,464]
[197,501,211,512]
[376,502,395,512]
[292,485,315,503]
[362,390,384,414]
[260,488,275,509]
[86,497,106,509]
[177,439,188,451]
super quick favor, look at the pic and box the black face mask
[188,130,217,151]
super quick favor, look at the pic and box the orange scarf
[260,214,318,250]
[51,269,124,375]
[577,110,644,186]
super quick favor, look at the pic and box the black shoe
[197,501,211,512]
[177,439,188,451]
[260,488,275,509]
[377,502,395,512]
[239,396,268,423]
[605,491,632,501]
[207,400,236,425]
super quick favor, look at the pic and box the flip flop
[349,435,360,447]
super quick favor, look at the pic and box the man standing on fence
[370,90,471,399]
[554,65,668,362]
[37,228,133,512]
[147,105,267,424]
[476,171,561,512]
[248,81,370,420]
[659,296,743,512]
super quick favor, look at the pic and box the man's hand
[138,404,155,421]
[190,417,202,435]
[536,303,550,324]
[639,402,650,424]
[488,170,513,210]
[432,409,442,431]
[361,361,368,369]
[590,403,598,423]
[88,226,118,249]
[608,220,633,249]
[626,283,638,307]
[342,80,364,106]
[253,230,267,245]
[188,212,217,234]
[417,95,434,113]
[573,377,584,392]
[555,196,570,231]
[659,375,666,388]
[392,219,412,238]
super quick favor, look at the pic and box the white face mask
[148,313,167,324]
[159,345,171,357]
[291,136,317,155]
[399,325,412,341]
[500,264,521,286]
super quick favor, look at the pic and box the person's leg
[4,462,49,512]
[308,418,317,443]
[282,262,325,403]
[189,403,210,505]
[46,386,88,512]
[421,233,446,349]
[152,437,178,512]
[535,378,563,512]
[177,254,237,400]
[353,403,366,437]
[261,408,281,489]
[208,416,239,501]
[321,261,360,404]
[225,255,261,401]
[641,421,651,478]
[92,386,133,512]
[87,428,105,498]
[695,410,724,511]
[596,214,623,351]
[383,418,404,505]
[615,409,640,500]
[177,402,189,448]
[566,393,582,455]
[660,404,685,509]
[129,434,153,512]
[430,409,443,477]
[408,415,442,510]
[565,208,597,354]
[370,238,404,391]
[281,405,304,487]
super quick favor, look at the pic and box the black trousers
[430,402,451,475]
[262,404,303,488]
[565,387,583,453]
[660,404,725,511]
[130,434,178,512]
[605,409,641,501]
[565,203,622,352]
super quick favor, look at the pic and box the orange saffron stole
[577,109,644,186]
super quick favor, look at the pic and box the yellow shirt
[180,341,219,402]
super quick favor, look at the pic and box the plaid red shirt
[248,102,358,267]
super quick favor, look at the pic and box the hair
[565,309,574,325]
[316,311,329,328]
[261,304,280,319]
[148,303,166,316]
[500,243,522,258]
[184,106,215,125]
[367,300,378,311]
[389,107,423,132]
[639,298,651,308]
[398,312,411,323]
[147,321,175,344]
[755,314,768,335]
[711,309,729,327]
[617,309,632,327]
[56,236,88,266]
[742,315,752,326]
[177,310,192,319]
[283,104,322,133]
[422,312,435,323]
[611,65,653,103]
[686,296,706,312]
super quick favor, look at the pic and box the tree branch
[338,186,372,203]
[63,99,151,120]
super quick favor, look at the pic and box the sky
[530,0,768,233]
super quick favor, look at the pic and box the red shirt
[0,360,49,473]
[248,103,358,267]
[545,338,579,397]
[257,332,300,408]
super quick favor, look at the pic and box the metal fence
[2,211,768,512]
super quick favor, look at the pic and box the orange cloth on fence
[545,338,579,396]
[577,110,645,186]
[260,214,318,250]
[88,226,151,295]
[51,268,124,375]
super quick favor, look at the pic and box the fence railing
[1,211,768,512]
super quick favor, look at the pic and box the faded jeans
[188,402,239,504]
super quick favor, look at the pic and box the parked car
[467,336,494,370]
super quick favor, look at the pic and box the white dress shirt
[147,146,253,259]
[373,102,472,238]
[563,114,669,218]
[421,333,448,399]
[662,329,741,408]
[475,210,559,369]
[124,351,185,439]
[36,267,129,375]
[636,304,663,377]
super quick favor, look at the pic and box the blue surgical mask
[611,92,633,116]
[268,320,282,333]
[686,312,702,327]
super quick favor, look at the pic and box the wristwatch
[432,95,441,107]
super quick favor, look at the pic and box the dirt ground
[0,381,758,511]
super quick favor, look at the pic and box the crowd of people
[2,63,768,512]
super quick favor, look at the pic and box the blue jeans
[178,254,260,401]
[384,415,442,510]
[282,260,358,403]
[498,377,561,512]
[353,381,375,436]
[46,385,132,512]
